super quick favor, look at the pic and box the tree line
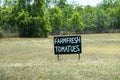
[0,0,120,37]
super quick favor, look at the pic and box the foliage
[0,0,52,38]
[83,6,96,28]
[67,11,83,33]
[49,6,62,33]
[0,0,120,37]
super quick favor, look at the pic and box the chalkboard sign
[54,36,82,55]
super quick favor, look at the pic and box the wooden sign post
[54,36,82,60]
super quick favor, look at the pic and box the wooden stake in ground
[57,54,59,61]
[78,54,80,60]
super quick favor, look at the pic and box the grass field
[0,33,120,80]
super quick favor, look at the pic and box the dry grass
[0,33,120,80]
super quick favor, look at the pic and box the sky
[67,0,102,6]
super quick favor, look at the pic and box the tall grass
[0,33,120,80]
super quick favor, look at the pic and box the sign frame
[54,36,82,60]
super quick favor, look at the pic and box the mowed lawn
[0,33,120,80]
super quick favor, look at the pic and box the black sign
[54,36,82,55]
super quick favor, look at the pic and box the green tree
[95,7,111,32]
[16,0,51,37]
[114,0,120,29]
[82,5,97,33]
[98,0,120,30]
[31,0,51,37]
[67,11,83,33]
[0,2,16,32]
[49,6,62,34]
[56,0,67,8]
[61,4,73,31]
